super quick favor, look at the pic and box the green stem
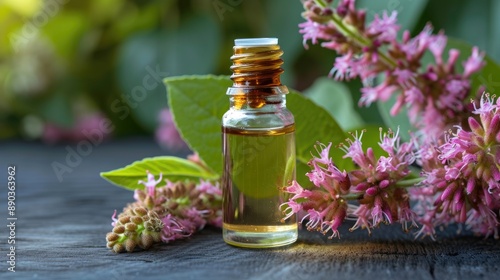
[340,193,362,201]
[395,177,423,187]
[313,0,397,68]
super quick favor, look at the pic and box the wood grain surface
[0,138,499,280]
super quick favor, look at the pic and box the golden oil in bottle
[222,38,297,248]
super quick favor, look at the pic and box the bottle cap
[234,38,278,46]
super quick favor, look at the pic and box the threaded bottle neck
[230,43,284,88]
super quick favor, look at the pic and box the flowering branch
[284,0,500,239]
[282,128,419,238]
[300,0,485,140]
[106,171,222,253]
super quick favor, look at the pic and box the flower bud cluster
[106,207,163,253]
[107,171,222,253]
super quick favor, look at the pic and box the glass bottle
[222,38,297,248]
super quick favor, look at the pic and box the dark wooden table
[1,138,499,279]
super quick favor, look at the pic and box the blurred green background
[0,0,498,145]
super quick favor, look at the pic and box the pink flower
[428,33,447,63]
[463,47,485,77]
[111,210,118,227]
[367,11,399,43]
[393,68,416,89]
[161,214,187,243]
[359,83,398,106]
[330,52,357,80]
[197,180,222,196]
[138,172,163,197]
[299,20,335,49]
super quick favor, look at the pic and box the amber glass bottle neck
[230,44,284,88]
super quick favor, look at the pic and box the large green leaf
[165,75,351,176]
[304,77,364,131]
[100,156,218,191]
[296,160,312,188]
[165,75,231,175]
[288,90,352,171]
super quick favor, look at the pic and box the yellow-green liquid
[222,125,297,248]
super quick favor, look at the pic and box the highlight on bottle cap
[234,38,278,46]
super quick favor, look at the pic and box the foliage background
[0,0,499,143]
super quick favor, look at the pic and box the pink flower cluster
[281,143,351,238]
[282,129,418,237]
[122,171,222,244]
[343,129,418,233]
[413,95,500,238]
[299,0,485,140]
[289,0,499,239]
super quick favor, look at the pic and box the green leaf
[304,77,364,131]
[100,156,218,190]
[165,75,231,175]
[288,90,353,171]
[166,75,351,176]
[296,160,312,188]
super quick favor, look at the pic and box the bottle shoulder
[222,107,294,129]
